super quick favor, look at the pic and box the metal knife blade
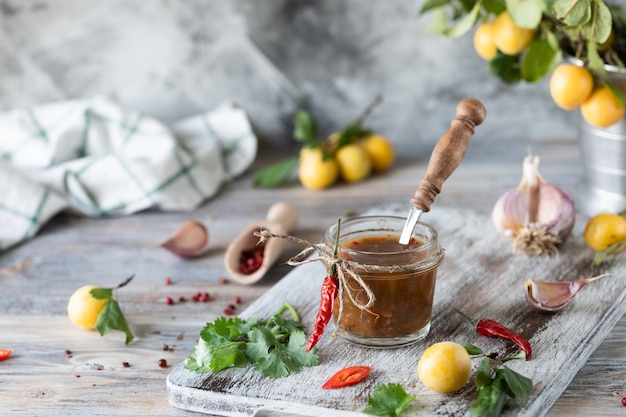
[399,206,423,245]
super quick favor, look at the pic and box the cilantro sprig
[465,344,533,417]
[90,275,135,345]
[363,383,416,417]
[185,302,318,379]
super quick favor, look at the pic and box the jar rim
[324,215,444,269]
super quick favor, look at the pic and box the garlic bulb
[492,154,575,256]
[160,220,210,258]
[525,274,609,312]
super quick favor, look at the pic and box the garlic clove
[524,274,609,313]
[160,221,210,258]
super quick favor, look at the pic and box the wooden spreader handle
[409,98,486,212]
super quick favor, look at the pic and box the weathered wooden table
[2,138,624,416]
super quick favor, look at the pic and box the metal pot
[575,62,626,217]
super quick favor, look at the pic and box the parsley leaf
[363,383,416,417]
[185,302,318,379]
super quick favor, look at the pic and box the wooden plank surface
[167,204,626,417]
[2,139,626,416]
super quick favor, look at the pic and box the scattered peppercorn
[162,344,170,351]
[234,296,241,304]
[622,396,626,407]
[165,297,174,305]
[223,307,234,316]
[178,296,186,302]
[239,245,265,274]
[219,277,229,284]
[65,349,72,355]
[158,359,168,368]
[122,362,131,368]
[164,277,173,285]
[228,303,237,311]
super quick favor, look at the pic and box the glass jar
[324,215,444,348]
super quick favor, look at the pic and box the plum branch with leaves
[420,0,626,84]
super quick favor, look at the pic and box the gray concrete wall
[0,0,578,155]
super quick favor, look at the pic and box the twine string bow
[254,229,378,321]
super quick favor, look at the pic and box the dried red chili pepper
[322,365,371,389]
[475,319,532,360]
[305,275,338,352]
[454,308,532,360]
[305,219,342,352]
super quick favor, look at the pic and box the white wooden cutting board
[167,205,626,417]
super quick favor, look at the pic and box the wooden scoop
[224,202,299,285]
[399,98,487,244]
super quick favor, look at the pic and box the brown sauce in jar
[333,234,438,339]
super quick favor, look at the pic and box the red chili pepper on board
[454,308,532,360]
[322,365,371,389]
[0,349,13,361]
[476,319,532,360]
[305,275,339,352]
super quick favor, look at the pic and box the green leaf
[489,51,522,83]
[521,39,562,82]
[363,383,416,417]
[444,0,481,38]
[502,365,533,404]
[585,0,613,43]
[335,123,368,148]
[475,357,493,389]
[419,0,452,14]
[253,157,298,188]
[506,0,545,28]
[424,9,448,35]
[586,41,607,73]
[605,79,626,106]
[293,111,318,144]
[94,299,134,344]
[483,0,506,14]
[209,342,248,371]
[553,0,593,26]
[463,343,484,356]
[470,370,507,417]
[424,8,450,35]
[199,316,248,344]
[592,237,626,265]
[90,287,113,300]
[247,327,294,378]
[284,330,319,367]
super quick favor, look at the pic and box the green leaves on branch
[465,344,533,417]
[90,275,135,345]
[253,110,320,188]
[419,0,624,84]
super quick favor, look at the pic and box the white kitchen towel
[0,96,257,251]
